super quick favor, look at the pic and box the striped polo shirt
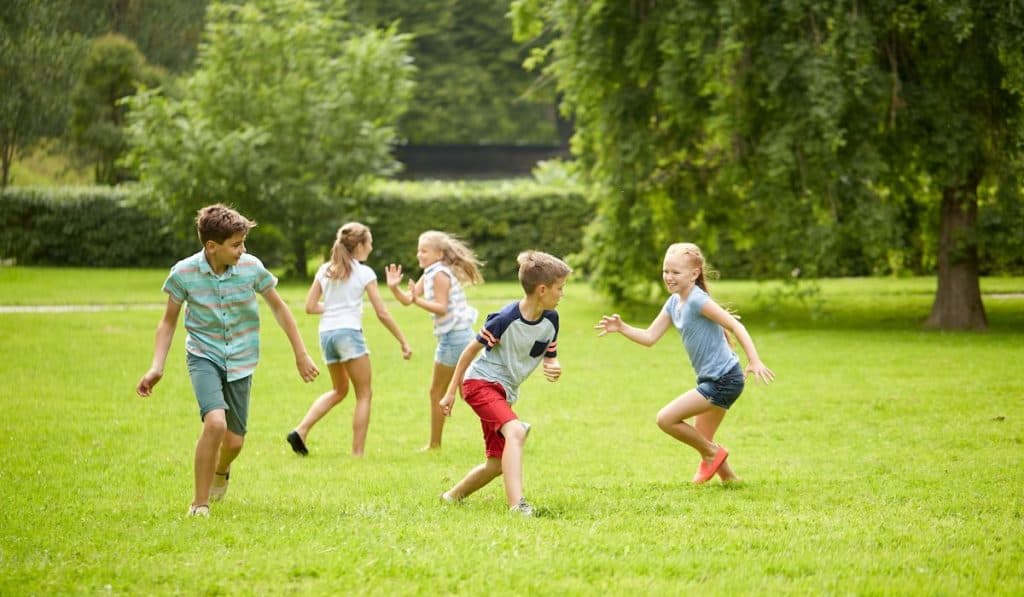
[163,250,277,381]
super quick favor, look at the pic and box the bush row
[0,187,192,268]
[0,182,593,280]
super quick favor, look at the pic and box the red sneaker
[692,445,729,484]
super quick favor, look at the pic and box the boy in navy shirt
[439,251,571,517]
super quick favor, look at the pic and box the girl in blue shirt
[596,243,774,484]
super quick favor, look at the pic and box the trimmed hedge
[0,186,192,268]
[356,180,591,280]
[0,181,593,280]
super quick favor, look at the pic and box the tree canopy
[0,1,87,187]
[69,34,166,185]
[123,0,415,277]
[347,0,562,144]
[513,0,1024,329]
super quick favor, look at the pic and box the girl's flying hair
[327,222,370,280]
[666,242,735,346]
[419,230,484,285]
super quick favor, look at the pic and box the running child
[385,230,483,450]
[136,204,320,518]
[439,251,571,517]
[595,242,774,483]
[286,222,411,457]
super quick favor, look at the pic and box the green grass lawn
[1,267,1021,594]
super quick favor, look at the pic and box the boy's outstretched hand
[136,369,163,397]
[296,354,320,382]
[439,391,456,417]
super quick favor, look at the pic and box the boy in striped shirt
[136,204,319,517]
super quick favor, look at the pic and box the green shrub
[353,179,591,280]
[0,180,593,279]
[0,186,191,268]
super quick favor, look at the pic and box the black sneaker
[287,430,308,456]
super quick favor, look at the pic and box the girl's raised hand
[745,361,776,384]
[594,314,624,336]
[385,264,403,288]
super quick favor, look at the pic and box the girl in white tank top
[386,231,483,451]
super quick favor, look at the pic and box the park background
[2,1,1023,594]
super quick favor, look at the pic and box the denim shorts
[695,362,745,410]
[320,328,369,364]
[435,328,474,367]
[186,353,252,435]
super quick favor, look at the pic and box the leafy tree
[69,34,166,185]
[0,1,88,187]
[512,0,1023,330]
[62,0,208,73]
[123,0,414,277]
[349,0,560,144]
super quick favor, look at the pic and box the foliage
[348,0,561,144]
[69,34,167,185]
[61,0,208,73]
[122,0,416,278]
[512,1,1024,316]
[358,179,590,279]
[0,1,88,187]
[0,179,590,279]
[0,186,191,268]
[0,274,1022,593]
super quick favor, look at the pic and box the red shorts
[462,379,518,458]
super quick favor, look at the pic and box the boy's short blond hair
[517,251,571,294]
[196,204,256,245]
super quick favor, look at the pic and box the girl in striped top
[386,231,483,450]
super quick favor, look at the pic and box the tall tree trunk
[926,176,987,330]
[293,237,308,280]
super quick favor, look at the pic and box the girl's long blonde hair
[326,222,370,280]
[419,230,484,285]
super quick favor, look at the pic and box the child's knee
[222,433,244,452]
[202,410,229,434]
[484,457,503,476]
[655,409,676,431]
[501,421,527,444]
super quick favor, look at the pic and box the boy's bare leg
[446,457,502,500]
[499,420,529,507]
[193,410,227,506]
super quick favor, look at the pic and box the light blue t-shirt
[663,286,738,379]
[466,301,559,404]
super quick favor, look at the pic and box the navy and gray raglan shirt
[465,301,559,404]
